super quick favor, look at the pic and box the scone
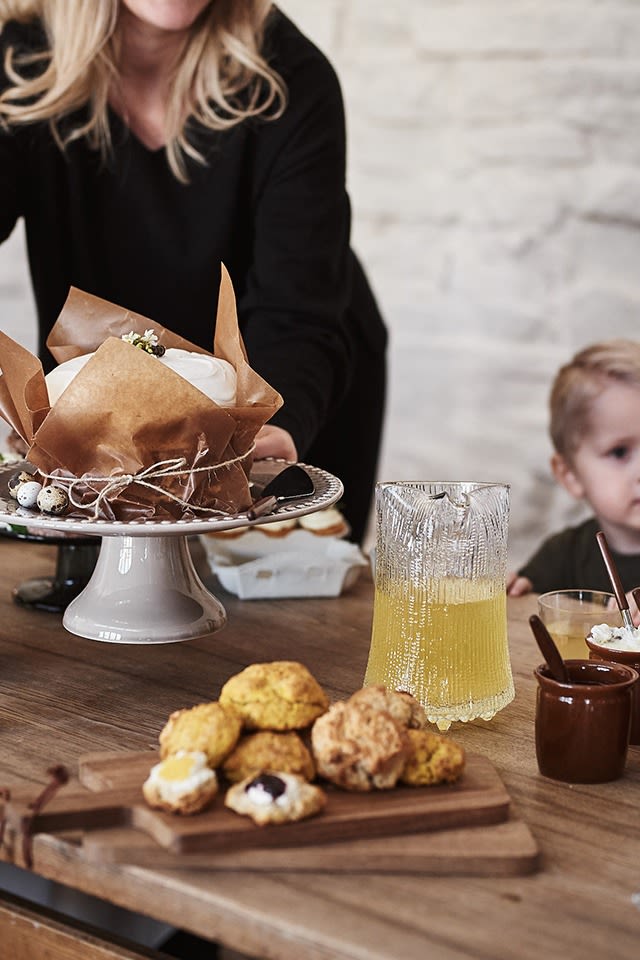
[142,751,218,815]
[159,701,242,766]
[204,525,251,540]
[298,507,349,538]
[400,729,466,786]
[311,698,410,791]
[349,686,427,730]
[225,771,326,825]
[222,730,315,783]
[257,517,298,538]
[219,661,329,731]
[395,690,429,729]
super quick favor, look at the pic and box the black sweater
[0,11,386,458]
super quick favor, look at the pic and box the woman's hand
[507,572,534,596]
[253,425,298,462]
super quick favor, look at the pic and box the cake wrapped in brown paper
[0,265,282,521]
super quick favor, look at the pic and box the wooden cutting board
[78,816,539,875]
[3,751,540,875]
[82,750,538,874]
[80,750,512,854]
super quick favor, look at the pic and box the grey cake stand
[0,460,342,645]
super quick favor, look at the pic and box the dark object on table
[159,929,219,958]
[0,527,100,613]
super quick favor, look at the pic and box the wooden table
[0,537,639,960]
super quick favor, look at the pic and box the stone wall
[2,0,640,565]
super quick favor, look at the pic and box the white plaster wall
[2,0,640,567]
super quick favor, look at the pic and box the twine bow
[41,446,255,521]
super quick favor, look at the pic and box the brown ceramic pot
[534,660,638,783]
[586,638,640,745]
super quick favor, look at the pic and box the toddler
[508,340,640,602]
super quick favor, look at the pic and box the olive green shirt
[518,518,640,594]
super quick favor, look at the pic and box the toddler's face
[565,381,640,543]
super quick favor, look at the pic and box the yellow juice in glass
[543,622,590,660]
[365,576,514,730]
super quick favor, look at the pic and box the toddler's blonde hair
[550,339,640,459]
[0,0,286,181]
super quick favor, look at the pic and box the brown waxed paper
[0,265,282,520]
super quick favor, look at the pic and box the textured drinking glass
[365,481,514,730]
[538,589,620,660]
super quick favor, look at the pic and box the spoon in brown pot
[596,530,635,630]
[529,614,570,684]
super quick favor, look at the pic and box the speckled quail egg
[37,485,69,515]
[8,470,35,499]
[16,480,43,509]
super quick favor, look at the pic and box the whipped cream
[46,346,237,407]
[144,750,216,804]
[588,622,640,652]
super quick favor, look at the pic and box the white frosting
[45,354,91,405]
[245,772,301,810]
[589,622,640,652]
[160,349,237,406]
[144,750,216,804]
[45,346,237,407]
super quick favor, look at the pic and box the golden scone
[298,507,349,538]
[349,686,427,730]
[159,701,242,766]
[219,661,329,731]
[225,771,326,825]
[400,729,466,786]
[142,751,218,815]
[311,699,410,791]
[223,730,315,783]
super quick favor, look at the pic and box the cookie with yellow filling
[219,661,329,731]
[399,728,466,786]
[142,751,218,815]
[159,701,242,767]
[222,730,315,783]
[225,771,326,825]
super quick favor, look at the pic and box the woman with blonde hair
[0,0,386,544]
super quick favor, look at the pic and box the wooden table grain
[0,537,639,960]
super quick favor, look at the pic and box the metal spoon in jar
[596,530,635,631]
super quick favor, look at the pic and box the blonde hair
[550,340,640,458]
[0,0,286,181]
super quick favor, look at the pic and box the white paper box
[201,529,368,599]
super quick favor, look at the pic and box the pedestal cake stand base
[64,535,226,644]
